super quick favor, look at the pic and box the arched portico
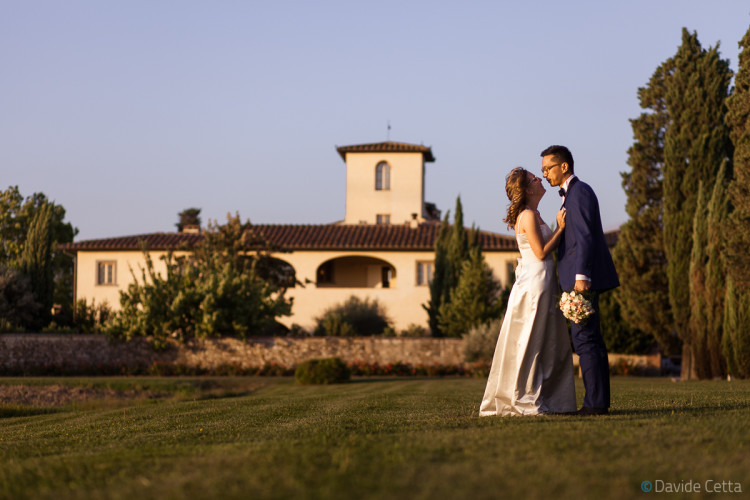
[316,255,396,288]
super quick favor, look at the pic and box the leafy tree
[19,202,55,327]
[662,29,733,379]
[106,213,293,347]
[0,186,77,322]
[0,265,40,332]
[438,245,503,337]
[176,208,202,232]
[614,56,677,354]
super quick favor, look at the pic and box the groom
[541,145,619,416]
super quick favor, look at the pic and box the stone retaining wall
[0,334,465,372]
[0,334,662,375]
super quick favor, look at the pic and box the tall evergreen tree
[424,211,451,336]
[688,183,709,379]
[447,197,470,291]
[723,277,750,378]
[705,161,730,377]
[423,197,472,336]
[662,29,733,379]
[437,244,503,337]
[614,57,677,354]
[722,23,750,379]
[19,202,55,326]
[725,24,750,290]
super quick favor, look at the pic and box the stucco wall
[76,250,192,308]
[75,248,521,332]
[344,151,426,225]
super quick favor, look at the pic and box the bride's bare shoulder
[515,209,535,234]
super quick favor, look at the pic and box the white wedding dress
[479,224,577,416]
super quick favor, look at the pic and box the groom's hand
[574,280,591,292]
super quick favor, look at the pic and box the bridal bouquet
[559,290,595,324]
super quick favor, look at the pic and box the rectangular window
[97,261,117,286]
[376,214,391,225]
[416,261,434,286]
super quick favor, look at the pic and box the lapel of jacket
[562,176,579,207]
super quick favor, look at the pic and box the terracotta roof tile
[60,232,203,251]
[61,224,518,252]
[336,141,435,162]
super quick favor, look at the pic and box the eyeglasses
[542,163,562,175]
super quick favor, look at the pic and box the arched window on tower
[375,161,390,191]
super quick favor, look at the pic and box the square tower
[336,141,437,225]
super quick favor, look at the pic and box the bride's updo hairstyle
[504,167,532,229]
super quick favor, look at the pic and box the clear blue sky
[2,1,749,240]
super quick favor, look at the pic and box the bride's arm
[519,208,566,260]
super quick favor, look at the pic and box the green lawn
[1,376,749,500]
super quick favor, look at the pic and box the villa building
[64,141,521,331]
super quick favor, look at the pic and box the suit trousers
[570,293,610,409]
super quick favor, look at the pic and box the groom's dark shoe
[577,406,608,416]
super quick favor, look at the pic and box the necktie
[558,188,566,197]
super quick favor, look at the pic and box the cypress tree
[19,202,55,327]
[705,161,730,377]
[447,197,469,291]
[688,183,709,379]
[438,244,503,337]
[423,197,473,336]
[614,57,676,354]
[722,23,750,378]
[424,212,451,336]
[725,24,750,290]
[662,28,733,379]
[723,277,750,378]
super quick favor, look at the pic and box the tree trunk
[680,343,698,380]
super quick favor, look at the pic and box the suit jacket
[557,177,619,292]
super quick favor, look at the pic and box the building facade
[65,141,521,331]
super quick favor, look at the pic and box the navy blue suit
[558,177,619,409]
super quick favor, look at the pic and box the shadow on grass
[347,376,476,384]
[0,406,60,418]
[609,401,750,417]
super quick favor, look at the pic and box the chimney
[180,224,201,234]
[409,213,419,229]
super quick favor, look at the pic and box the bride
[479,167,577,416]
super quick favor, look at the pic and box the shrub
[0,265,41,331]
[288,323,310,336]
[313,296,392,336]
[294,357,351,384]
[462,318,502,363]
[399,324,430,337]
[74,299,112,333]
[105,214,293,347]
[599,289,655,355]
